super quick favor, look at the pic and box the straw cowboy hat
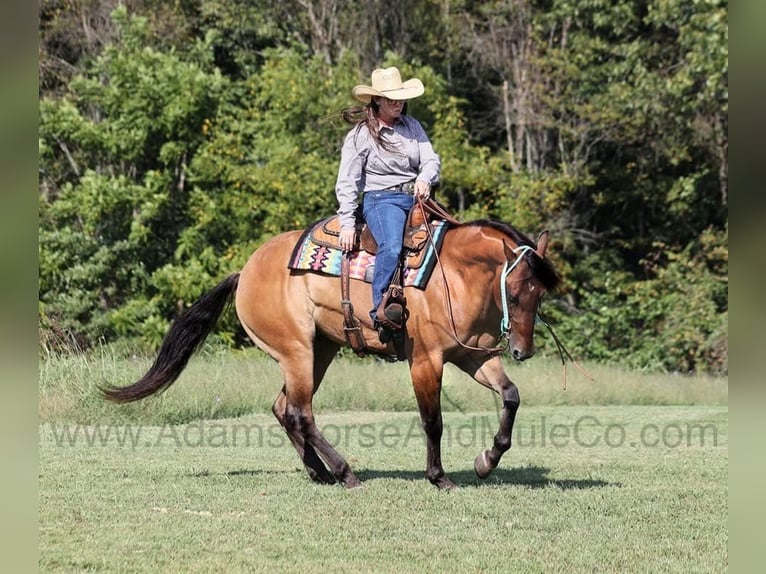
[352,67,425,103]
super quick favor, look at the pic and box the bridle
[498,245,536,341]
[417,197,594,387]
[418,199,535,356]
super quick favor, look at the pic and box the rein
[417,198,595,387]
[417,198,505,356]
[536,313,595,389]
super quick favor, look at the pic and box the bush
[553,228,727,375]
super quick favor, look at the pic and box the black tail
[101,273,240,403]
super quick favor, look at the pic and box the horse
[103,218,560,490]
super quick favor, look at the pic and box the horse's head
[500,230,559,361]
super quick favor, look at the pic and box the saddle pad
[287,219,449,290]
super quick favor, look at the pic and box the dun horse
[103,219,560,489]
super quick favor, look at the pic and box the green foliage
[38,2,727,374]
[39,8,232,349]
[553,227,728,375]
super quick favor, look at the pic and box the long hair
[339,99,408,154]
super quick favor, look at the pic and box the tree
[40,7,230,348]
[38,1,728,373]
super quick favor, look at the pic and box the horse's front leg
[454,354,519,479]
[410,356,457,490]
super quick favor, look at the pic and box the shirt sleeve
[334,129,368,230]
[408,117,441,186]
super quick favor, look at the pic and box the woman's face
[375,97,404,122]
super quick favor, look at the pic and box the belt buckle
[403,182,415,194]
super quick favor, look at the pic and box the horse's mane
[465,220,561,292]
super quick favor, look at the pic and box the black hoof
[306,467,336,484]
[429,474,458,490]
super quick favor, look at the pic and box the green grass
[39,347,728,425]
[40,407,727,572]
[39,349,728,572]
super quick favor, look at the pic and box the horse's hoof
[427,472,457,490]
[307,469,336,485]
[437,477,458,490]
[342,475,363,489]
[474,450,493,479]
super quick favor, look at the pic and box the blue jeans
[362,191,415,322]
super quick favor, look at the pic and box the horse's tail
[101,273,240,403]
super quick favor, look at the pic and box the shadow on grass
[357,465,616,489]
[213,465,615,490]
[223,469,302,478]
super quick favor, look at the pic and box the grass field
[39,349,728,572]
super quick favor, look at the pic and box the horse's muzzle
[511,347,535,361]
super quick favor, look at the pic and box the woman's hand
[339,228,356,252]
[414,180,431,199]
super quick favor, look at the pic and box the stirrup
[376,302,406,331]
[373,320,406,361]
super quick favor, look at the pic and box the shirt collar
[379,116,404,131]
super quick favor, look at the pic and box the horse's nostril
[512,348,534,361]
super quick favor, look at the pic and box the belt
[383,181,416,194]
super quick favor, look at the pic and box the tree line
[39,0,728,374]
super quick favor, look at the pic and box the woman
[334,66,441,337]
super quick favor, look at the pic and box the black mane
[467,220,561,292]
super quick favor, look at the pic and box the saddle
[310,208,432,270]
[329,198,461,360]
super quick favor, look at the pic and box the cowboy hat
[352,67,424,103]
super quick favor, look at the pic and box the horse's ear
[536,230,549,258]
[503,240,515,261]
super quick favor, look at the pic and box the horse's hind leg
[285,398,361,488]
[273,386,335,484]
[273,334,361,486]
[271,335,337,483]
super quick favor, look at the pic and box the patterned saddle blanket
[287,216,449,289]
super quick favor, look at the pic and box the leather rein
[340,196,593,388]
[417,198,594,388]
[416,197,521,356]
